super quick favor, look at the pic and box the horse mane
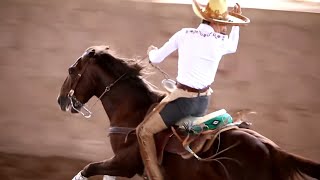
[93,49,147,77]
[89,46,165,103]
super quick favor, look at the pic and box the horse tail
[268,144,320,180]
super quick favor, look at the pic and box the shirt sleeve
[148,30,181,63]
[221,26,240,55]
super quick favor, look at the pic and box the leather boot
[136,112,167,180]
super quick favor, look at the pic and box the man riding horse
[136,0,250,179]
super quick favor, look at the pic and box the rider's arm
[148,30,181,63]
[221,26,240,55]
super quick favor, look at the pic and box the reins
[138,54,171,80]
[90,73,127,108]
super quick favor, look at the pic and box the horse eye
[68,67,76,75]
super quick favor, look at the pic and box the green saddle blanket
[177,109,233,134]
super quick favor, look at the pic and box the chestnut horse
[57,46,320,180]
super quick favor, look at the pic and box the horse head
[57,45,162,125]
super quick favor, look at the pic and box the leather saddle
[154,109,251,163]
[154,125,238,163]
[155,109,251,163]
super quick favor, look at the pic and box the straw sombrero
[192,0,250,26]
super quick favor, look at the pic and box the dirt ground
[0,0,320,179]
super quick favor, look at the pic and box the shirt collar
[197,24,215,33]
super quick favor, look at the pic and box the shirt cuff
[148,49,158,63]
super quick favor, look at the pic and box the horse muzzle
[58,91,92,118]
[57,94,82,113]
[57,95,70,112]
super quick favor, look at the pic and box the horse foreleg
[102,175,116,180]
[72,173,115,180]
[72,153,142,180]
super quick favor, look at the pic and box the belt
[176,82,210,93]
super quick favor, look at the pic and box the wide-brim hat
[192,0,250,26]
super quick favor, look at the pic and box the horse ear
[68,67,76,75]
[88,49,96,57]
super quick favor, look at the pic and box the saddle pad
[193,109,227,125]
[190,113,233,134]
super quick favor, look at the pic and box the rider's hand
[231,3,242,15]
[147,45,158,55]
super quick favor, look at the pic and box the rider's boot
[136,112,167,180]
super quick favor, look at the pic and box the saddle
[154,109,246,163]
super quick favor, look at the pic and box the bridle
[67,56,126,119]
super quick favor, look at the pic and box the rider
[136,0,249,179]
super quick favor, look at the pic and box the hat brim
[192,0,250,26]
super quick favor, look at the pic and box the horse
[57,45,320,180]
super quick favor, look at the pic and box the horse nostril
[57,96,61,105]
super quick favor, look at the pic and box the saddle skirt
[155,125,238,163]
[155,109,241,163]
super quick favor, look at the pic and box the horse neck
[99,82,161,128]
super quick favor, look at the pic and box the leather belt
[176,82,209,93]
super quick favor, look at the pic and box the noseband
[67,58,126,118]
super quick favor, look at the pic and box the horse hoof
[103,175,116,180]
[72,171,88,180]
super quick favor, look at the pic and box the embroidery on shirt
[185,29,225,40]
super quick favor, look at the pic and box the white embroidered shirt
[149,24,240,89]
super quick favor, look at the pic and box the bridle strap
[69,61,90,95]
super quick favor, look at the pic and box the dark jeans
[160,95,210,127]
